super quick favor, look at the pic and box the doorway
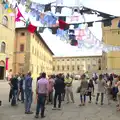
[0,67,4,79]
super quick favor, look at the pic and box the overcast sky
[16,0,119,57]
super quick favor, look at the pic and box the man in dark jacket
[9,75,18,106]
[52,74,64,110]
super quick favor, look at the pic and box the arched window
[1,42,6,53]
[2,16,8,27]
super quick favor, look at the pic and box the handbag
[76,86,81,93]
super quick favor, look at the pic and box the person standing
[52,74,64,110]
[79,74,88,106]
[24,72,33,114]
[64,74,74,103]
[47,75,54,104]
[9,74,18,106]
[116,76,120,111]
[96,74,107,105]
[88,79,94,103]
[20,74,25,103]
[35,72,49,118]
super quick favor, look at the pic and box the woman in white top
[116,76,120,111]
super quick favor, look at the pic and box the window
[20,44,24,52]
[62,66,64,70]
[67,65,69,70]
[2,16,8,27]
[57,65,59,70]
[72,65,74,70]
[53,66,55,71]
[21,32,25,36]
[77,59,79,61]
[0,42,6,53]
[67,59,69,61]
[62,59,64,61]
[77,65,80,70]
[32,46,34,53]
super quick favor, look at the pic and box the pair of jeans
[25,90,32,112]
[36,94,46,117]
[80,94,86,103]
[96,93,104,104]
[11,89,18,106]
[54,92,61,108]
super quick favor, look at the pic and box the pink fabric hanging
[6,58,9,70]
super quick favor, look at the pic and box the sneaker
[35,115,39,118]
[41,115,46,118]
[101,103,104,105]
[96,102,98,105]
[57,108,61,110]
[52,107,57,110]
[25,111,33,114]
[88,101,91,103]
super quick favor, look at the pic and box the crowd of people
[7,71,120,118]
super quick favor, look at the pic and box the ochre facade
[0,4,15,79]
[53,56,102,75]
[14,28,53,78]
[102,18,120,70]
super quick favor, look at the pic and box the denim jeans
[11,89,18,106]
[80,94,86,103]
[36,94,46,116]
[25,90,32,112]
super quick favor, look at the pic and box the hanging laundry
[69,29,75,34]
[36,4,45,12]
[20,0,26,5]
[70,39,78,46]
[55,6,62,13]
[4,3,9,9]
[44,3,51,12]
[49,27,59,34]
[37,27,45,33]
[56,0,63,5]
[69,34,75,40]
[27,23,37,33]
[58,19,69,30]
[59,16,66,22]
[88,22,93,27]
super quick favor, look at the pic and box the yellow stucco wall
[53,56,102,75]
[14,28,53,79]
[0,4,15,78]
[103,18,120,69]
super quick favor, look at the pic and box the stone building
[14,28,54,78]
[0,4,15,79]
[53,56,102,75]
[102,18,120,70]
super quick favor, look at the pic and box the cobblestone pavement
[0,80,120,120]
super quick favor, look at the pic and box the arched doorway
[0,60,5,79]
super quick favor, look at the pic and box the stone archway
[0,60,5,80]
